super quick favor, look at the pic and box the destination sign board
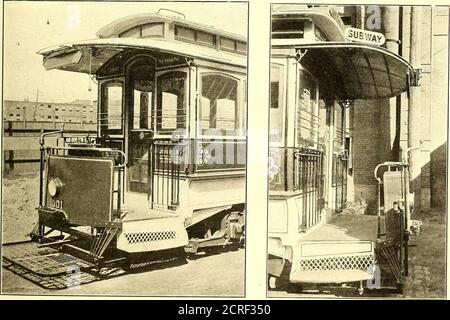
[345,27,386,46]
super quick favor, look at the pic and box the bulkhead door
[126,60,155,193]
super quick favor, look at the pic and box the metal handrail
[45,146,127,168]
[374,161,406,183]
[39,128,64,146]
[157,8,186,19]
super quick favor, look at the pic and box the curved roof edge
[272,6,346,42]
[96,12,247,43]
[38,38,247,71]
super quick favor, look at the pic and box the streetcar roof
[38,37,247,74]
[272,5,346,42]
[96,12,246,43]
[273,42,418,100]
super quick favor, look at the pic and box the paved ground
[1,174,245,297]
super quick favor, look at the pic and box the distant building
[2,100,97,124]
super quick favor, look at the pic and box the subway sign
[345,27,386,46]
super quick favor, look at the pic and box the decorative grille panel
[124,231,176,244]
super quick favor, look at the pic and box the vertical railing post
[39,128,44,207]
[150,143,155,209]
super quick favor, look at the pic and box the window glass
[119,27,140,38]
[272,19,304,39]
[133,81,153,129]
[131,64,153,129]
[236,41,247,53]
[296,69,318,146]
[197,31,215,46]
[220,37,236,51]
[141,23,164,37]
[119,23,164,38]
[270,64,284,142]
[156,71,187,132]
[200,74,243,135]
[318,100,328,145]
[175,26,195,41]
[100,81,123,131]
[334,102,344,150]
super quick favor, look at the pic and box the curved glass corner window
[100,80,123,131]
[156,71,187,132]
[200,74,243,136]
[296,69,319,146]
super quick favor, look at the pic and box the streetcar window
[141,23,164,38]
[120,27,140,38]
[272,19,304,39]
[219,38,246,54]
[131,65,153,130]
[296,69,318,146]
[270,64,284,142]
[156,71,187,132]
[119,23,164,38]
[236,41,247,54]
[175,26,196,42]
[220,37,236,51]
[200,74,243,135]
[100,80,123,131]
[175,26,216,47]
[196,31,215,46]
[133,81,153,129]
[334,102,344,150]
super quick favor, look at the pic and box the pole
[408,7,422,184]
[33,89,39,121]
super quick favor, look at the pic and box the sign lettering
[345,27,386,46]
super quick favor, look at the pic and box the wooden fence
[3,121,97,174]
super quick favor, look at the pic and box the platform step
[2,241,94,276]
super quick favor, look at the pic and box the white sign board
[345,27,386,46]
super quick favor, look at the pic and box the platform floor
[301,214,379,242]
[120,192,174,221]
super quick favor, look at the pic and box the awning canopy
[294,42,419,100]
[38,37,247,75]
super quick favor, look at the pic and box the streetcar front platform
[269,213,410,295]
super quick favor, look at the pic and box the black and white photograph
[1,0,248,296]
[1,0,449,303]
[267,4,448,298]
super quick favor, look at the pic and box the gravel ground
[269,214,446,299]
[1,174,245,296]
[1,249,245,296]
[403,217,446,299]
[1,174,40,243]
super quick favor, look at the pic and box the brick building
[3,99,97,125]
[335,6,448,213]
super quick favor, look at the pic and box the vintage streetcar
[3,9,247,287]
[267,5,421,294]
